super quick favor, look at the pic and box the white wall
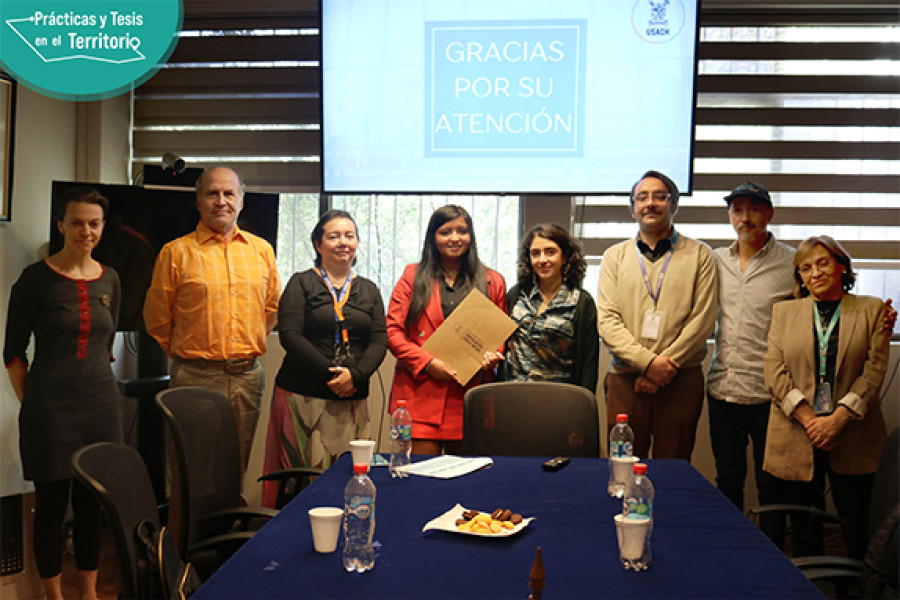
[0,88,131,598]
[0,87,78,497]
[0,88,131,497]
[0,85,79,599]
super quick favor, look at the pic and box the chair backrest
[870,427,900,539]
[71,442,160,600]
[155,386,243,558]
[462,381,600,457]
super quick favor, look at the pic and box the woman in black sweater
[261,210,387,507]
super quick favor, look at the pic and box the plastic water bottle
[623,463,654,520]
[342,463,376,572]
[607,413,635,497]
[609,413,634,458]
[389,400,412,478]
[621,463,654,570]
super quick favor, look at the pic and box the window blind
[131,1,899,285]
[575,13,899,273]
[131,0,321,192]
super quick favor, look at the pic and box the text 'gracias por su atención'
[436,39,571,136]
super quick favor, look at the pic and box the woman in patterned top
[504,223,599,392]
[4,187,121,600]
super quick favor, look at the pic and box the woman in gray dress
[4,187,121,600]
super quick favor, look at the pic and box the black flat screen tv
[49,181,279,331]
[321,0,700,195]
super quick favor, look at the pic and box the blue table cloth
[195,454,822,599]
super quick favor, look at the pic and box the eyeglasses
[633,191,671,203]
[797,257,836,277]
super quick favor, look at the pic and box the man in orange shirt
[143,166,280,474]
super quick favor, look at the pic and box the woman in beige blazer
[763,235,890,558]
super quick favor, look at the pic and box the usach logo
[0,0,182,101]
[631,0,686,44]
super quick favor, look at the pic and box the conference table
[194,454,823,599]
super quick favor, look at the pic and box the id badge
[331,342,355,367]
[814,381,833,415]
[641,310,663,340]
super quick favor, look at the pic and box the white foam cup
[308,507,344,553]
[349,439,376,468]
[610,455,639,484]
[614,513,651,562]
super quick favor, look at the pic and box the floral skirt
[261,385,370,508]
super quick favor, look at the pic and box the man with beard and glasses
[597,170,717,460]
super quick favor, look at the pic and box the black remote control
[542,456,570,471]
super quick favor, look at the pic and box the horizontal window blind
[131,0,321,192]
[132,2,899,299]
[575,18,900,281]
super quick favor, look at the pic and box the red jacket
[387,263,507,439]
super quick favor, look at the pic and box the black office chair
[860,503,899,598]
[155,387,278,576]
[258,466,324,510]
[781,427,900,599]
[462,381,600,457]
[71,442,161,599]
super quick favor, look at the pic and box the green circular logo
[0,0,182,101]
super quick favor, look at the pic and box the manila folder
[421,288,516,385]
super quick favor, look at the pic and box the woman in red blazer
[387,205,507,455]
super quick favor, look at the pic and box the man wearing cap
[143,166,280,475]
[597,170,718,460]
[706,181,794,526]
[707,182,896,533]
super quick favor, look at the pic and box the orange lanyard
[318,268,353,344]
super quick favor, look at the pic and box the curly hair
[516,223,586,289]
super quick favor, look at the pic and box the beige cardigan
[597,233,718,373]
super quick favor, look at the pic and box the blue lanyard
[318,268,353,345]
[634,231,678,307]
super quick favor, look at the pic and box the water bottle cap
[353,463,369,475]
[616,413,629,423]
[633,463,647,475]
[396,399,407,406]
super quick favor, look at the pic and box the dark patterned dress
[3,261,122,481]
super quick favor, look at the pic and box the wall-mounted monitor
[50,181,279,331]
[321,0,700,195]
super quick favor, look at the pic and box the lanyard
[318,268,353,344]
[813,300,841,381]
[634,231,678,307]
